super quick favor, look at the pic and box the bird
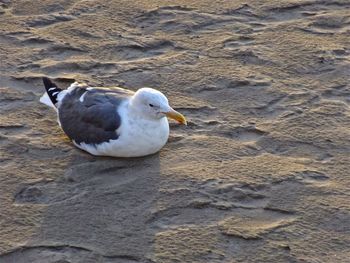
[40,77,187,157]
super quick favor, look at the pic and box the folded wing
[58,86,133,144]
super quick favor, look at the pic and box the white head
[130,88,186,125]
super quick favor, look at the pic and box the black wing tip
[42,77,56,89]
[42,77,61,105]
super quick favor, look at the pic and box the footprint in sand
[218,209,296,239]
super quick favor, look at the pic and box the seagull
[40,77,187,157]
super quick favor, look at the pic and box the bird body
[40,78,186,157]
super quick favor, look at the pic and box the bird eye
[149,104,154,107]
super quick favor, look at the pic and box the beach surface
[0,0,349,262]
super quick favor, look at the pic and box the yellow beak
[165,108,187,125]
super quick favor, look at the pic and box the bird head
[131,88,187,125]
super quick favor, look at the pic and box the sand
[0,0,349,262]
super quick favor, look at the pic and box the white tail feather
[40,92,57,110]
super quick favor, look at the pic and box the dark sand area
[0,0,350,262]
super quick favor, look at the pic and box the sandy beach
[0,0,349,262]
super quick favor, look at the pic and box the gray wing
[58,86,133,144]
